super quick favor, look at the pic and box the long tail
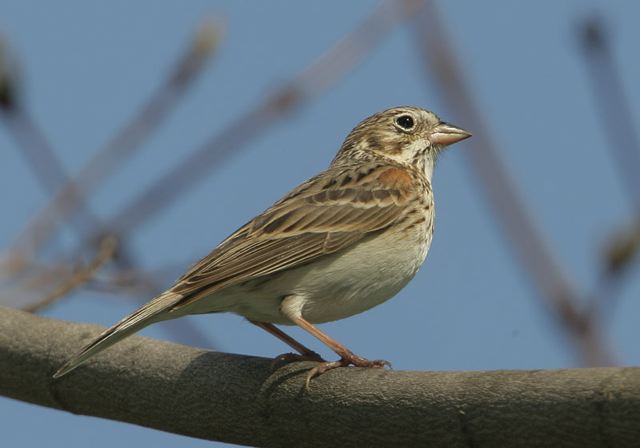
[53,291,183,378]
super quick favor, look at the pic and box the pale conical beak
[428,122,472,146]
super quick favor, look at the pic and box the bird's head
[333,106,471,180]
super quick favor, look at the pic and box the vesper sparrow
[54,106,470,383]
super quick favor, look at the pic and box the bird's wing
[170,162,421,308]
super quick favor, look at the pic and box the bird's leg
[290,316,390,386]
[248,320,324,362]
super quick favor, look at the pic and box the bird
[53,106,471,383]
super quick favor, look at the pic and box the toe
[305,360,344,388]
[302,355,391,388]
[346,354,391,369]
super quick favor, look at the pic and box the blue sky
[1,1,639,446]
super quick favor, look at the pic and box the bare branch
[7,19,222,262]
[578,17,640,211]
[1,306,639,447]
[576,17,640,324]
[0,33,19,112]
[105,0,410,235]
[588,219,640,322]
[406,0,613,366]
[1,109,103,233]
[20,235,118,313]
[0,246,217,348]
[0,35,101,243]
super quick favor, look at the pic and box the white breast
[198,221,432,324]
[183,215,434,325]
[293,227,432,323]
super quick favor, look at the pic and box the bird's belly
[216,228,433,324]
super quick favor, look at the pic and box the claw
[304,354,391,389]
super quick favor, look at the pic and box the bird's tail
[53,291,184,378]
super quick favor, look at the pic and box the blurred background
[1,1,639,446]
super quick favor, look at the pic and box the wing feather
[171,162,419,307]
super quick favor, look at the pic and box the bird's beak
[429,122,472,146]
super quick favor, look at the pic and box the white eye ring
[394,114,415,131]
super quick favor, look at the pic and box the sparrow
[53,106,471,384]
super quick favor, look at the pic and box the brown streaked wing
[170,163,418,306]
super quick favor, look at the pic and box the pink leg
[290,316,390,386]
[249,320,324,361]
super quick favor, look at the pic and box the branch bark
[1,305,639,447]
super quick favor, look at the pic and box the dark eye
[395,114,415,130]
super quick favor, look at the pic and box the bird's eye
[395,115,415,130]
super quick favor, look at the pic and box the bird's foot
[304,353,391,388]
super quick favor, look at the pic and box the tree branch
[1,305,639,447]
